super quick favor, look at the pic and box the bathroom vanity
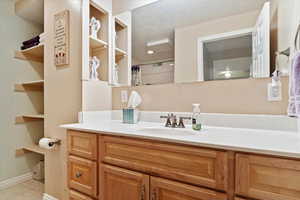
[63,121,300,200]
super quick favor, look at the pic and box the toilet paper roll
[39,138,58,150]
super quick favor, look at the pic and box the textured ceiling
[132,0,268,63]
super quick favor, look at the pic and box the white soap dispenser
[192,104,202,131]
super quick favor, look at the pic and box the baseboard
[43,193,59,200]
[0,172,33,190]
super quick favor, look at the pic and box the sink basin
[137,127,198,136]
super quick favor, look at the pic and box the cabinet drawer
[68,156,97,198]
[236,153,300,200]
[99,136,228,191]
[68,130,97,160]
[69,190,95,200]
[151,177,227,200]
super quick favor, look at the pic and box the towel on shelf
[288,52,300,117]
[22,36,40,46]
[21,41,40,50]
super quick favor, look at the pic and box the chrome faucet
[160,114,191,128]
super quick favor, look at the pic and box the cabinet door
[68,156,97,198]
[100,164,149,200]
[69,190,94,200]
[236,153,300,200]
[150,177,227,200]
[68,130,98,160]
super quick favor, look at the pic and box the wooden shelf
[15,80,44,92]
[115,17,127,31]
[16,145,46,156]
[115,47,127,56]
[15,114,44,124]
[14,43,44,63]
[89,36,108,49]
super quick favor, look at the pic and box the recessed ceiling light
[169,63,174,66]
[147,50,155,55]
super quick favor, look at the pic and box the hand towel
[294,52,300,116]
[22,36,40,46]
[21,41,40,50]
[288,52,300,117]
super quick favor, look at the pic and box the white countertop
[61,120,300,159]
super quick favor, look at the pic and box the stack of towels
[21,33,45,50]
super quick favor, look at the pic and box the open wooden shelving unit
[16,145,46,156]
[112,15,131,86]
[15,114,44,124]
[89,36,107,49]
[14,44,44,63]
[14,0,46,158]
[15,80,44,92]
[88,1,110,82]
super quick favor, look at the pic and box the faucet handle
[160,115,172,127]
[178,117,192,128]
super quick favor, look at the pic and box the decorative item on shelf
[54,10,70,66]
[112,63,119,85]
[131,65,142,86]
[89,56,101,80]
[90,17,101,39]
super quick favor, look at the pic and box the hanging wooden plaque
[54,10,69,66]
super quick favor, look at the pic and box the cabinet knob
[75,172,82,178]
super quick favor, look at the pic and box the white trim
[197,28,253,81]
[43,193,59,200]
[0,172,33,190]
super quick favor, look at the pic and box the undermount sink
[137,127,199,136]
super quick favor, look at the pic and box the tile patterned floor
[0,180,44,200]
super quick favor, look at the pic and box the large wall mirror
[130,0,293,86]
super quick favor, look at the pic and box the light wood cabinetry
[69,190,95,200]
[67,130,300,200]
[151,177,227,200]
[68,130,98,160]
[68,156,98,198]
[236,153,300,200]
[99,135,228,191]
[99,164,149,200]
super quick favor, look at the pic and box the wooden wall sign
[54,10,69,66]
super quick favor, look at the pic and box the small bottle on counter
[192,104,202,131]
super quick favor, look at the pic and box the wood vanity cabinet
[236,153,300,200]
[150,177,227,200]
[68,130,98,160]
[99,164,150,200]
[68,156,98,198]
[67,130,300,200]
[69,190,95,200]
[99,135,228,191]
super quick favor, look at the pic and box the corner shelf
[16,145,46,156]
[14,43,44,63]
[89,36,108,49]
[115,47,127,57]
[15,114,44,124]
[115,17,126,31]
[15,80,44,92]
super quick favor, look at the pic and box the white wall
[0,0,44,182]
[113,0,159,15]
